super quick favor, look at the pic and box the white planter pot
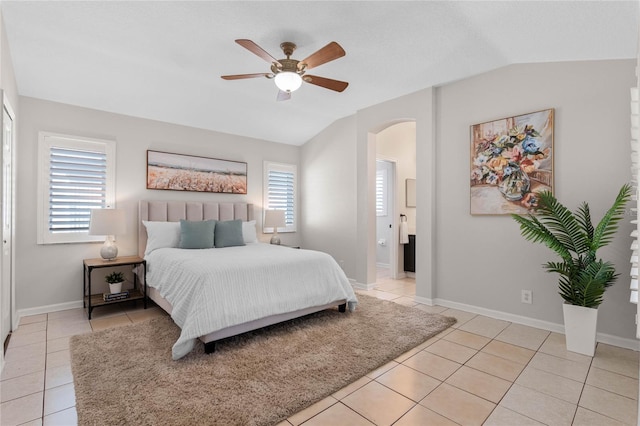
[109,282,123,294]
[562,303,598,356]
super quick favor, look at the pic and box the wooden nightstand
[83,255,147,320]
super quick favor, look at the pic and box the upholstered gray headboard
[138,200,254,257]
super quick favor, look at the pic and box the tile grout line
[568,344,596,426]
[364,325,459,426]
[439,310,640,423]
[388,327,464,425]
[339,400,383,426]
[447,325,519,424]
[42,314,80,423]
[426,327,510,425]
[426,325,584,423]
[479,331,558,425]
[573,345,639,425]
[41,314,49,423]
[483,331,637,425]
[304,315,452,426]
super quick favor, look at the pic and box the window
[37,132,116,244]
[376,168,388,216]
[263,161,296,233]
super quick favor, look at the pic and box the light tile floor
[1,275,639,426]
[0,302,166,426]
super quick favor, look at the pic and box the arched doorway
[354,87,436,303]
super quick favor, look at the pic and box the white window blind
[49,147,107,233]
[376,169,387,217]
[630,85,640,338]
[37,132,116,244]
[263,161,296,232]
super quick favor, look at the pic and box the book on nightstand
[103,291,130,301]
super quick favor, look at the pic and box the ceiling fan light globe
[275,72,302,92]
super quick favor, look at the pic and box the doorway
[372,122,417,282]
[355,88,434,299]
[1,97,15,357]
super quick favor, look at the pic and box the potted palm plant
[105,271,125,294]
[512,184,631,356]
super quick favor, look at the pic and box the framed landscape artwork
[146,150,247,194]
[470,109,554,215]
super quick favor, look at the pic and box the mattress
[145,243,357,359]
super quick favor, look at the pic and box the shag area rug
[70,294,455,426]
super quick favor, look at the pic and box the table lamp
[264,210,285,245]
[89,208,126,260]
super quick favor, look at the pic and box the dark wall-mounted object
[404,234,415,272]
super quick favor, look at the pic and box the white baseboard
[405,272,415,279]
[430,298,640,351]
[414,295,434,306]
[376,262,390,268]
[351,281,376,291]
[596,332,640,351]
[16,300,83,326]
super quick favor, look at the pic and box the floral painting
[147,150,247,194]
[470,109,553,215]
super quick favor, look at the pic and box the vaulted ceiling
[2,1,638,145]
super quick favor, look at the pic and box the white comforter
[145,243,357,359]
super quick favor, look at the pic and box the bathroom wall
[375,159,393,266]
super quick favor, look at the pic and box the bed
[138,200,358,360]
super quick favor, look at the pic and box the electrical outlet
[521,290,532,304]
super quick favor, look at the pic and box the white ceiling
[2,1,638,145]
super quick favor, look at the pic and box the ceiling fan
[221,39,348,101]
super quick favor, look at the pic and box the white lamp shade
[89,208,126,236]
[264,210,286,230]
[274,72,302,92]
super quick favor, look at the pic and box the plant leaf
[592,184,632,250]
[512,184,630,307]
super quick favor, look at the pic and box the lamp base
[270,234,281,245]
[100,237,118,260]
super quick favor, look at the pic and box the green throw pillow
[214,219,246,248]
[179,220,216,249]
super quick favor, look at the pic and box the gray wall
[302,59,637,343]
[16,97,300,311]
[435,59,636,340]
[299,115,357,278]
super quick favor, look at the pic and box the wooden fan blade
[303,75,349,92]
[235,39,281,65]
[221,73,270,80]
[299,42,345,71]
[277,90,291,102]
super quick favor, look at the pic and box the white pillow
[242,220,258,243]
[143,221,181,256]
